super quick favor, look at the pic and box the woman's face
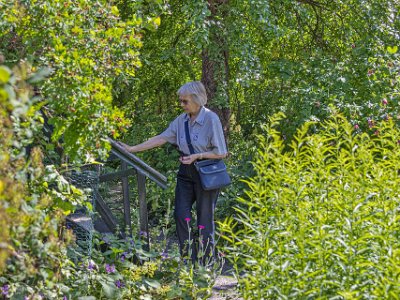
[179,95,200,115]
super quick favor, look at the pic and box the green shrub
[0,0,164,162]
[221,112,400,299]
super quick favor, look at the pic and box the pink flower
[382,98,388,105]
[367,69,374,76]
[374,130,380,136]
[351,43,356,49]
[198,225,205,230]
[354,124,359,130]
[184,217,191,222]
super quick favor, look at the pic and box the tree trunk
[201,0,231,141]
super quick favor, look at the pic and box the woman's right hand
[117,141,133,153]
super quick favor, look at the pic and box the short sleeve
[159,117,178,145]
[210,115,228,155]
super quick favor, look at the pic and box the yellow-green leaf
[387,46,398,54]
[154,17,161,26]
[111,6,119,16]
[0,66,11,84]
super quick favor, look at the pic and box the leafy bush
[0,63,87,298]
[0,0,164,162]
[222,112,400,299]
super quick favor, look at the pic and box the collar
[184,106,206,126]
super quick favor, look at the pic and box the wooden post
[137,171,150,251]
[121,161,132,236]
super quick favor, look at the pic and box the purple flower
[161,251,168,260]
[382,98,388,105]
[198,225,205,230]
[139,231,148,237]
[63,296,68,300]
[105,264,116,273]
[87,261,96,271]
[24,296,30,300]
[120,252,128,262]
[115,280,125,289]
[184,217,191,222]
[1,285,9,296]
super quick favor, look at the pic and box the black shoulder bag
[184,120,231,191]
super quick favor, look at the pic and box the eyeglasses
[179,99,189,105]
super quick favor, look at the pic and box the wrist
[129,146,137,153]
[198,153,203,160]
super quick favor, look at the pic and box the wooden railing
[94,138,167,248]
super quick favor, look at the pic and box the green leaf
[387,46,398,54]
[101,281,117,299]
[0,66,11,84]
[144,279,161,289]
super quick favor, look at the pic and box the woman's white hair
[177,81,207,106]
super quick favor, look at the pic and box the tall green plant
[221,112,400,299]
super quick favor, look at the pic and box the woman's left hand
[179,155,198,165]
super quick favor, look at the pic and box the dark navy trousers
[174,163,220,263]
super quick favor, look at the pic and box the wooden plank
[99,167,136,183]
[121,161,132,236]
[137,171,150,250]
[94,190,118,232]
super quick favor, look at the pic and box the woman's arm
[121,135,167,153]
[180,151,227,164]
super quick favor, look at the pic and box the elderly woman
[121,81,227,263]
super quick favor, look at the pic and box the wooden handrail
[108,138,168,189]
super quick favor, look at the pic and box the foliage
[0,62,88,298]
[122,0,399,139]
[60,231,222,300]
[221,112,400,299]
[0,0,162,162]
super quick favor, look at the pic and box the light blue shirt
[160,106,227,156]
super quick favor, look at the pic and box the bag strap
[184,120,195,155]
